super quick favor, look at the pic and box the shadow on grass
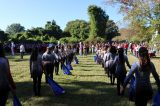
[77,74,106,77]
[151,56,160,59]
[80,65,99,68]
[12,58,29,62]
[8,80,130,106]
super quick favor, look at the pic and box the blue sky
[0,0,125,31]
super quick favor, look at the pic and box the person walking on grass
[121,47,160,106]
[42,46,54,83]
[30,47,43,96]
[105,45,117,85]
[114,47,131,96]
[0,43,16,106]
[20,43,25,59]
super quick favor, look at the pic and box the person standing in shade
[30,47,43,96]
[20,44,25,59]
[121,47,160,106]
[0,43,16,106]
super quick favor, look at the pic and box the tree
[25,27,45,38]
[88,5,109,39]
[44,20,62,39]
[105,0,160,41]
[6,23,25,36]
[0,30,8,43]
[105,20,120,40]
[64,19,89,40]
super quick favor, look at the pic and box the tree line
[0,5,120,44]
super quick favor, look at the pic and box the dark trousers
[124,49,128,55]
[44,63,54,83]
[33,72,42,96]
[0,92,9,106]
[20,52,24,59]
[54,62,59,75]
[117,75,126,95]
[135,89,152,106]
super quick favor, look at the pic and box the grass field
[5,53,160,106]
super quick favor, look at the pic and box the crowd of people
[95,41,160,106]
[0,41,160,106]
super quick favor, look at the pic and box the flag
[62,64,72,75]
[13,96,22,106]
[128,77,135,101]
[74,56,79,64]
[152,91,160,106]
[93,56,97,62]
[66,63,73,70]
[47,76,65,96]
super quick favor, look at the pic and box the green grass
[5,53,160,106]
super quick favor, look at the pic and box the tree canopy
[45,20,62,39]
[64,19,89,40]
[105,0,160,41]
[88,5,109,40]
[6,23,25,36]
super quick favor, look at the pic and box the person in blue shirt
[121,47,160,106]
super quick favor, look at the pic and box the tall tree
[105,20,120,40]
[105,0,160,41]
[88,5,109,39]
[45,20,62,39]
[64,19,89,40]
[6,23,25,36]
[0,30,8,43]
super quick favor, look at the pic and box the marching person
[30,47,43,96]
[0,43,16,106]
[121,47,160,106]
[42,46,54,83]
[114,47,131,96]
[53,46,61,75]
[105,45,117,85]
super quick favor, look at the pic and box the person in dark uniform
[114,47,131,95]
[42,46,54,83]
[0,43,16,106]
[121,47,160,106]
[30,47,43,96]
[53,46,61,75]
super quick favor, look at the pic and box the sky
[0,0,125,31]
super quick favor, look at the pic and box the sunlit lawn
[6,52,160,106]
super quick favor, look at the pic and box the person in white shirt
[20,44,25,59]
